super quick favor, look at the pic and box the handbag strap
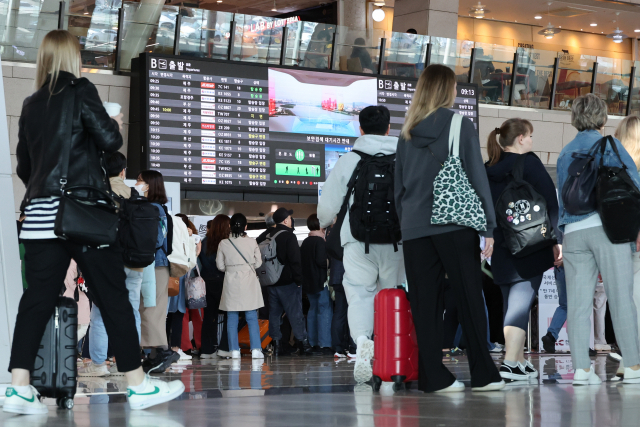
[59,80,79,191]
[599,135,626,169]
[335,151,365,223]
[228,238,255,272]
[448,114,463,157]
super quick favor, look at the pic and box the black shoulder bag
[54,79,119,247]
[596,136,640,243]
[561,138,601,215]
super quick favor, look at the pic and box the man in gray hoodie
[318,106,405,383]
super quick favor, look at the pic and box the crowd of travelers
[6,28,640,415]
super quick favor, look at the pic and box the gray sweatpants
[564,226,640,370]
[342,241,406,342]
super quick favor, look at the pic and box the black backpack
[115,189,161,268]
[596,136,640,243]
[495,155,556,258]
[348,150,401,254]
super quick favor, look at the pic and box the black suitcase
[31,296,78,410]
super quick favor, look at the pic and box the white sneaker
[573,368,602,385]
[3,386,48,415]
[354,339,374,383]
[252,349,264,359]
[347,351,357,359]
[231,350,241,359]
[108,364,125,376]
[217,350,233,359]
[595,343,612,352]
[78,361,110,377]
[127,376,185,410]
[608,352,623,362]
[472,380,506,392]
[200,353,216,359]
[334,352,346,359]
[176,349,192,360]
[623,367,640,384]
[434,380,465,393]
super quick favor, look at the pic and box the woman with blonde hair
[395,64,504,393]
[613,115,640,376]
[5,30,183,415]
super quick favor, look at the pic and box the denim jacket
[557,130,640,232]
[151,202,169,267]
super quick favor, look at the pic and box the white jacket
[317,134,399,247]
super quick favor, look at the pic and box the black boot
[302,338,322,356]
[273,340,283,356]
[541,332,556,354]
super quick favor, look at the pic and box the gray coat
[216,236,264,311]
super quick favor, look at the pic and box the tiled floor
[2,352,640,426]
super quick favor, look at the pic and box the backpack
[348,150,402,254]
[166,216,191,277]
[494,155,556,258]
[255,230,286,286]
[596,136,640,243]
[115,189,159,269]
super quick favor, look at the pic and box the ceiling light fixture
[470,2,489,19]
[534,15,542,19]
[372,8,386,22]
[590,23,597,27]
[271,0,277,11]
[607,14,629,44]
[373,0,386,6]
[538,3,561,40]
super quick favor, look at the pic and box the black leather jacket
[16,71,122,206]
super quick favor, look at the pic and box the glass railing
[630,61,640,116]
[593,57,632,116]
[176,8,232,60]
[511,48,556,109]
[471,43,517,105]
[383,32,429,78]
[0,1,60,63]
[282,21,335,69]
[332,27,385,73]
[66,2,121,69]
[117,2,178,72]
[553,53,597,111]
[430,37,473,82]
[231,14,283,64]
[4,2,640,117]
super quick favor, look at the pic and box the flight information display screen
[131,54,479,195]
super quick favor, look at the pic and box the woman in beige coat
[216,213,264,359]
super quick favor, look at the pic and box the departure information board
[130,54,479,195]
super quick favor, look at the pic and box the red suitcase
[372,287,419,391]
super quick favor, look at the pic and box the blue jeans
[89,267,143,364]
[453,291,495,350]
[227,310,261,351]
[307,288,333,348]
[547,266,567,340]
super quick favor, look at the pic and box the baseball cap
[273,207,294,224]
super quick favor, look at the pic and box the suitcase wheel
[57,397,74,410]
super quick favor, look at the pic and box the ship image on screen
[268,68,377,137]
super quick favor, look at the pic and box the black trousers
[200,279,223,355]
[10,239,141,373]
[331,284,355,353]
[166,311,185,348]
[403,229,502,391]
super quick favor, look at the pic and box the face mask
[135,183,147,194]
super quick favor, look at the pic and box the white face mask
[134,183,147,194]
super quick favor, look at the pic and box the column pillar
[392,0,459,38]
[337,0,366,29]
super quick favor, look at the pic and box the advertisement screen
[130,54,479,195]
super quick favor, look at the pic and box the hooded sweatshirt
[318,134,398,246]
[394,108,496,240]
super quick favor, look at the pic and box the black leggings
[200,279,223,355]
[10,239,141,373]
[499,275,543,331]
